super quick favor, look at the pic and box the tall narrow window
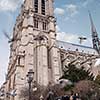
[8,78,11,91]
[34,0,38,13]
[41,0,45,15]
[43,22,47,30]
[18,56,21,65]
[34,18,38,28]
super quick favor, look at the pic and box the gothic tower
[89,12,100,54]
[5,0,62,99]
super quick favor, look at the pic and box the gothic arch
[38,31,49,40]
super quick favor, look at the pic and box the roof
[56,40,98,55]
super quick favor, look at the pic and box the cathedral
[0,0,100,100]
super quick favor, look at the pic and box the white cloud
[54,8,65,16]
[56,25,60,32]
[56,25,92,46]
[65,4,78,17]
[57,31,79,43]
[56,25,79,43]
[54,4,79,21]
[0,42,9,86]
[0,0,23,12]
[57,31,92,46]
[0,63,7,85]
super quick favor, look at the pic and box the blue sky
[0,0,100,86]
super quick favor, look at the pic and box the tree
[19,83,45,100]
[19,83,66,100]
[61,64,94,83]
[94,74,100,85]
[72,80,100,100]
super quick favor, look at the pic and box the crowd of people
[47,90,81,100]
[55,93,80,100]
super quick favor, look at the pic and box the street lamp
[26,69,34,100]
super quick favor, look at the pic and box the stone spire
[89,11,100,53]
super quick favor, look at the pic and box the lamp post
[26,69,34,100]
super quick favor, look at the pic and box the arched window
[42,22,47,30]
[41,0,45,15]
[34,0,38,13]
[34,18,38,28]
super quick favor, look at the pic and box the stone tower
[4,1,100,100]
[5,0,62,99]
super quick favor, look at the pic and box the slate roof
[57,40,98,55]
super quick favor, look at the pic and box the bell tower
[23,0,55,32]
[20,0,59,86]
[6,1,62,98]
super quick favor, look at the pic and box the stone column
[38,0,42,14]
[41,45,49,86]
[14,65,25,100]
[49,46,62,84]
[36,42,49,86]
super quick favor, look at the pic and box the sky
[0,0,100,86]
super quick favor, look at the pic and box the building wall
[60,49,99,77]
[5,0,62,99]
[2,0,100,100]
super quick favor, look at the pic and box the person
[66,95,70,100]
[62,95,70,100]
[62,96,66,100]
[71,93,80,100]
[47,90,55,100]
[70,95,73,100]
[70,91,74,100]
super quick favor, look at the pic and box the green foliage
[94,74,100,85]
[64,84,74,91]
[61,64,94,83]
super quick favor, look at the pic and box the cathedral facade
[1,0,100,100]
